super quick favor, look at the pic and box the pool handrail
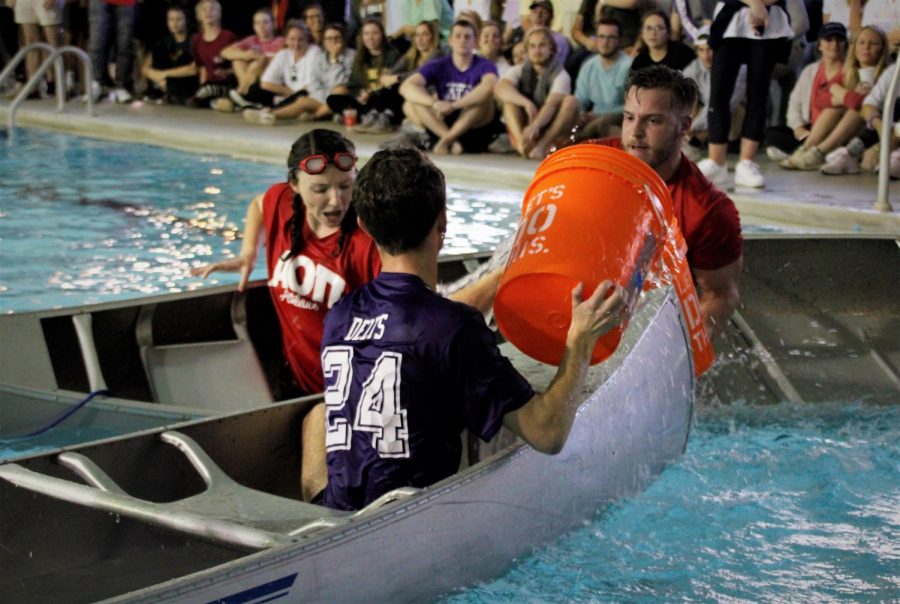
[1,43,94,131]
[874,59,899,213]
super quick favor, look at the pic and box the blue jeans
[88,0,135,89]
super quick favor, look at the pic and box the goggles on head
[299,152,356,175]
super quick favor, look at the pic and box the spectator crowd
[2,0,898,185]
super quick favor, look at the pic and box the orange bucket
[494,144,674,366]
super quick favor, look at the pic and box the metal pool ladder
[0,42,95,130]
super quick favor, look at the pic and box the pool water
[0,129,520,313]
[443,401,899,603]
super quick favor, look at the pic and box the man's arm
[452,73,498,110]
[502,281,626,454]
[399,72,435,106]
[447,268,502,314]
[694,256,742,340]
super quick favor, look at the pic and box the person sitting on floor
[320,146,626,511]
[325,18,402,133]
[141,4,199,105]
[573,18,633,141]
[242,20,323,126]
[629,9,695,73]
[494,27,580,159]
[219,8,284,110]
[400,19,500,155]
[479,20,512,78]
[303,3,326,46]
[191,0,237,107]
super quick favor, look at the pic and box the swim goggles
[299,152,356,174]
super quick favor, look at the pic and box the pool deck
[2,98,898,235]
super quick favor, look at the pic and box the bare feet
[433,138,451,155]
[450,141,464,155]
[528,145,546,160]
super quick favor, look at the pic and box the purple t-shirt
[321,273,534,511]
[418,54,498,102]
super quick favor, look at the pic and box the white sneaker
[890,149,900,180]
[112,88,132,104]
[734,159,766,188]
[243,108,275,126]
[766,146,790,162]
[697,158,730,189]
[820,147,860,175]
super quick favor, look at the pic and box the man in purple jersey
[399,19,499,155]
[320,148,626,511]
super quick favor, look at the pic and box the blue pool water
[0,129,520,313]
[445,401,899,603]
[2,130,896,601]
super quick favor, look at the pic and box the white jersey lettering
[268,252,348,310]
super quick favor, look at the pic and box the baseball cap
[530,1,553,10]
[818,22,847,40]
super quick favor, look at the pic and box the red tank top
[262,182,381,393]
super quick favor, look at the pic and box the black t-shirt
[151,35,194,70]
[630,40,695,73]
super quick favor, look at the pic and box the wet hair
[626,65,699,116]
[353,148,446,255]
[285,130,358,259]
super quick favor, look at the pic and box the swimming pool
[0,129,521,313]
[2,129,895,602]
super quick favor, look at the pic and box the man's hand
[567,281,627,350]
[432,99,454,115]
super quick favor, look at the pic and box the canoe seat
[135,292,273,410]
[0,431,420,550]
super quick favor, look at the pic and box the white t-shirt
[862,0,900,34]
[822,0,850,26]
[715,2,795,39]
[261,45,323,93]
[502,63,572,98]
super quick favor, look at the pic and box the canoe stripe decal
[208,574,297,604]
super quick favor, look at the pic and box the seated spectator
[593,0,646,53]
[303,3,326,46]
[220,8,283,105]
[682,27,746,158]
[479,20,512,77]
[512,38,527,65]
[782,25,889,169]
[191,0,238,106]
[574,18,633,140]
[356,20,444,134]
[767,23,849,167]
[568,0,601,79]
[321,146,626,511]
[519,1,571,66]
[860,0,899,52]
[495,27,580,158]
[141,4,199,105]
[630,10,694,73]
[242,20,323,125]
[820,34,897,175]
[325,18,402,130]
[400,19,500,154]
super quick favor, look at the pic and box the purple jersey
[321,272,534,511]
[418,54,498,102]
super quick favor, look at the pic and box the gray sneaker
[354,110,380,133]
[367,111,396,134]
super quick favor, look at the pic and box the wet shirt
[600,138,743,271]
[321,273,534,511]
[262,182,380,394]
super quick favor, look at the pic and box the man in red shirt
[604,65,743,340]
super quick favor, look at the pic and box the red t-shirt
[263,183,381,394]
[810,63,844,124]
[192,30,238,83]
[596,138,743,271]
[234,35,285,58]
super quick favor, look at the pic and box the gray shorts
[14,0,64,26]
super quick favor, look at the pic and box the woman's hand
[191,254,257,291]
[829,83,848,106]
